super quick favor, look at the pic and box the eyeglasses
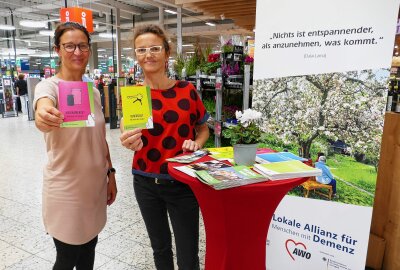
[61,43,90,53]
[134,46,163,55]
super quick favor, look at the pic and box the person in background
[15,73,28,115]
[97,74,105,113]
[315,156,338,198]
[315,152,325,163]
[120,24,209,270]
[33,22,117,270]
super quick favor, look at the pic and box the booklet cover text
[58,81,95,127]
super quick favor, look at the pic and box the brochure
[174,160,232,177]
[166,149,210,164]
[256,148,276,154]
[58,81,95,127]
[121,86,153,130]
[195,165,267,190]
[255,151,307,164]
[206,146,234,161]
[253,160,321,180]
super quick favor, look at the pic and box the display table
[168,156,307,270]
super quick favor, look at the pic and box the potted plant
[222,109,263,165]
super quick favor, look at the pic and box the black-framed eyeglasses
[61,43,91,53]
[134,46,163,55]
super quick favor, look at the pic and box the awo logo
[285,239,312,261]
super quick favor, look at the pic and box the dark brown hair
[53,22,91,49]
[133,24,170,55]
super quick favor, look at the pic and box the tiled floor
[0,115,206,269]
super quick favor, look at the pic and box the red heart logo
[285,239,307,261]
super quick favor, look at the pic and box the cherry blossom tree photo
[252,69,387,164]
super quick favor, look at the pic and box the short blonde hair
[133,24,170,55]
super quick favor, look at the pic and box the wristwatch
[107,167,116,176]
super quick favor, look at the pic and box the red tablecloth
[168,156,307,270]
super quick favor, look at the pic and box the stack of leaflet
[255,151,307,164]
[174,160,267,190]
[166,149,210,164]
[253,160,321,180]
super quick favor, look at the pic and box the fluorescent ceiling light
[182,44,193,47]
[205,22,216,27]
[186,51,195,54]
[99,32,114,38]
[122,47,132,50]
[20,20,47,28]
[164,9,177,15]
[46,18,60,23]
[0,24,15,31]
[39,30,54,37]
[97,48,106,52]
[2,38,48,44]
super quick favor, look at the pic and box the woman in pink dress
[34,22,117,270]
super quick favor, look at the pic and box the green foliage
[202,98,215,116]
[203,135,215,148]
[200,61,221,75]
[185,56,200,76]
[258,132,298,152]
[222,122,262,145]
[174,54,185,78]
[222,44,233,53]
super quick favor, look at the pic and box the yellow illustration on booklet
[121,86,153,130]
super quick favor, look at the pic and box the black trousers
[133,174,200,270]
[53,236,98,270]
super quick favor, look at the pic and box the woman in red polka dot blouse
[120,24,209,270]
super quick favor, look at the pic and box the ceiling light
[46,18,60,23]
[0,24,15,31]
[122,47,133,50]
[182,44,193,47]
[20,20,47,28]
[99,32,114,38]
[39,30,54,37]
[165,9,177,15]
[205,22,216,27]
[97,48,106,52]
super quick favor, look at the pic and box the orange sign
[60,7,93,33]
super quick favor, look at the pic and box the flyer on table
[121,86,153,130]
[253,0,400,269]
[58,81,95,127]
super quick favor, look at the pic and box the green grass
[326,154,377,194]
[289,154,377,206]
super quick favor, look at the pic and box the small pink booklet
[58,81,95,127]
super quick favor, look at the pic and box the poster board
[253,0,400,269]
